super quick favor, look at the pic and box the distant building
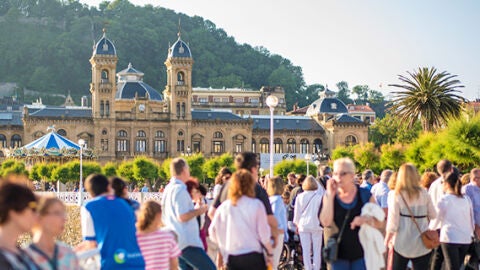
[347,104,376,124]
[0,29,369,165]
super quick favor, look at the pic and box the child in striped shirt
[136,201,181,270]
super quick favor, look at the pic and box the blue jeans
[331,258,366,270]
[179,246,216,270]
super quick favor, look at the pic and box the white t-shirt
[434,194,474,244]
[428,177,444,230]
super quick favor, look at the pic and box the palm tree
[388,67,465,132]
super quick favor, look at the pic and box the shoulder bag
[399,193,439,249]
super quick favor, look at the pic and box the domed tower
[164,32,193,120]
[89,29,118,119]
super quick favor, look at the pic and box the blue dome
[306,97,348,115]
[168,38,192,58]
[93,33,116,56]
[115,82,163,101]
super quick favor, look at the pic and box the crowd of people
[0,153,479,270]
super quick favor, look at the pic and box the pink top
[136,229,181,270]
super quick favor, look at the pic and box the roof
[0,111,22,126]
[22,131,80,151]
[192,110,244,121]
[347,104,375,113]
[28,107,92,118]
[168,36,192,58]
[115,82,163,101]
[288,105,309,115]
[117,63,144,76]
[250,115,324,131]
[334,114,365,124]
[93,32,116,56]
[307,97,348,115]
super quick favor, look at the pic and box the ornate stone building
[1,30,369,165]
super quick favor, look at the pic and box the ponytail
[444,170,462,197]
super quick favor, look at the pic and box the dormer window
[331,103,337,110]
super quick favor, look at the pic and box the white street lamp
[305,153,312,176]
[78,139,86,206]
[266,95,278,178]
[314,160,321,177]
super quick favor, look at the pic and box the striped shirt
[136,229,181,270]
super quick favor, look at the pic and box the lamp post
[78,139,85,206]
[305,153,312,176]
[266,95,278,178]
[314,160,321,177]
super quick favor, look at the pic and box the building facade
[1,30,369,165]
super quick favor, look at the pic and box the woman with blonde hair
[136,200,180,270]
[320,158,382,270]
[385,163,436,270]
[25,196,80,270]
[267,176,288,269]
[209,169,273,270]
[293,175,324,270]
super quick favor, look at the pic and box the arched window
[252,139,256,153]
[213,131,223,139]
[345,135,358,146]
[102,129,108,135]
[287,138,296,153]
[313,138,323,153]
[137,130,146,137]
[274,138,283,153]
[57,129,67,137]
[300,139,309,154]
[11,134,22,148]
[155,131,165,138]
[117,130,128,152]
[101,70,109,82]
[181,102,186,118]
[176,102,180,118]
[177,71,185,85]
[0,134,6,148]
[117,130,127,137]
[259,138,269,153]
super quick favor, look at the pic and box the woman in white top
[293,175,325,270]
[209,169,273,270]
[385,163,437,270]
[431,170,474,270]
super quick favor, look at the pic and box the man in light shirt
[428,159,453,270]
[162,158,215,270]
[371,169,392,216]
[463,168,480,238]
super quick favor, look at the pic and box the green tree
[102,162,118,177]
[405,132,437,172]
[331,146,355,161]
[0,159,28,177]
[202,153,235,183]
[379,144,406,171]
[336,81,353,104]
[369,113,421,147]
[185,153,206,182]
[352,85,369,103]
[117,160,135,182]
[353,143,380,173]
[51,164,71,184]
[132,156,159,188]
[388,67,465,132]
[273,159,317,177]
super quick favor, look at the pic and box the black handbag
[322,209,351,264]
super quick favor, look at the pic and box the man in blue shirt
[463,168,480,238]
[162,158,215,270]
[79,174,145,269]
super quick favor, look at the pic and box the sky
[80,0,480,100]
